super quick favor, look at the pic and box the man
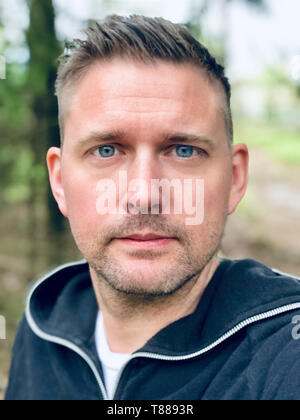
[5,15,300,401]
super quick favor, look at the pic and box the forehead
[64,59,226,143]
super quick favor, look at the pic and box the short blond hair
[55,15,233,144]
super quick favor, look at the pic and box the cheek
[203,170,232,220]
[63,177,101,236]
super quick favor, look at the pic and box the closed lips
[118,234,176,241]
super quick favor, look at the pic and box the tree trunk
[25,0,64,279]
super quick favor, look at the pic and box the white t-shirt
[95,311,132,399]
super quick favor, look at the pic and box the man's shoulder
[201,258,300,351]
[222,257,300,281]
[215,259,300,400]
[220,257,300,299]
[244,306,300,400]
[226,259,300,364]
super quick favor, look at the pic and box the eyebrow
[76,130,216,149]
[164,133,216,148]
[77,130,125,145]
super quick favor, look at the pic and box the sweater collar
[26,258,300,356]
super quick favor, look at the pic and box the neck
[90,256,219,354]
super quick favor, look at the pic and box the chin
[109,282,180,298]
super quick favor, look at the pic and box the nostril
[127,200,160,215]
[151,203,160,214]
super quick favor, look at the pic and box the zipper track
[132,303,300,362]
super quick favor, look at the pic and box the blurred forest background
[0,0,299,398]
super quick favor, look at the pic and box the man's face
[48,59,248,296]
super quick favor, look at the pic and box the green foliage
[0,66,30,129]
[0,147,33,204]
[26,0,60,95]
[184,0,267,68]
[185,0,208,41]
[235,119,300,164]
[0,0,64,236]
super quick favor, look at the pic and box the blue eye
[95,145,117,158]
[174,145,195,158]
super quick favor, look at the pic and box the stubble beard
[78,215,226,300]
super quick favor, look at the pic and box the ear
[228,143,249,215]
[47,147,68,217]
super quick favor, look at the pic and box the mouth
[114,233,177,248]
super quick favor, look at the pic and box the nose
[121,150,162,215]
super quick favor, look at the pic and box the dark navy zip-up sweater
[5,258,300,400]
